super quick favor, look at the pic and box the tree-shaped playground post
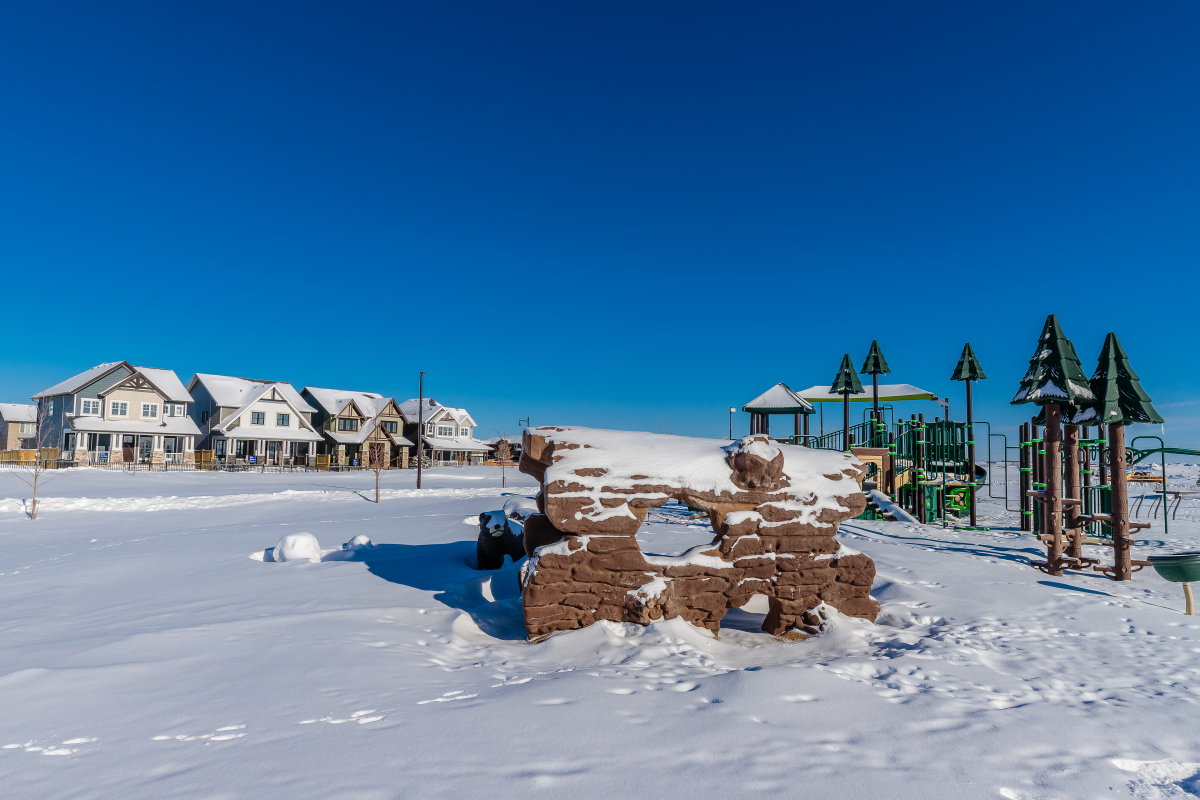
[950,343,986,528]
[830,354,864,452]
[1074,332,1163,581]
[1010,314,1095,576]
[859,340,891,446]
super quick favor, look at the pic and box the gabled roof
[0,403,37,423]
[422,436,490,453]
[742,383,814,414]
[190,374,316,413]
[397,398,477,428]
[211,382,320,437]
[302,387,393,419]
[33,362,192,402]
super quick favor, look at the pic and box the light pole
[518,417,530,428]
[416,371,426,489]
[728,408,735,440]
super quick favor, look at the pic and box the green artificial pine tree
[1073,332,1163,426]
[949,343,986,382]
[831,354,864,395]
[832,354,864,452]
[859,340,891,376]
[1011,314,1094,409]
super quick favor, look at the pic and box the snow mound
[272,533,323,563]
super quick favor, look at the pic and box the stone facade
[517,428,879,641]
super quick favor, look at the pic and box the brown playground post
[1063,423,1084,564]
[1040,404,1065,576]
[1109,422,1132,581]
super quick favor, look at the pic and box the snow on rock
[272,533,323,563]
[516,428,876,640]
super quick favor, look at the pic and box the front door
[122,435,136,462]
[267,441,277,464]
[138,436,153,463]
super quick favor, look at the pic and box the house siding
[77,365,133,401]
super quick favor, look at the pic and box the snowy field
[2,463,1199,799]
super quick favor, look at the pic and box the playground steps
[865,490,919,524]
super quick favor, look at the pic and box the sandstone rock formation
[517,427,878,640]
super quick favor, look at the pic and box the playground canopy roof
[741,383,814,414]
[796,383,938,404]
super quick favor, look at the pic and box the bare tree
[455,449,467,468]
[493,430,512,489]
[658,414,672,434]
[10,396,57,520]
[368,441,387,503]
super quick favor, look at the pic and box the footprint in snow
[299,710,384,725]
[2,737,98,756]
[151,725,246,742]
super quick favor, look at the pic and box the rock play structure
[512,427,879,640]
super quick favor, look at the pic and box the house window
[142,403,158,419]
[251,412,265,425]
[215,439,226,457]
[169,404,184,417]
[382,420,397,434]
[19,422,36,434]
[201,410,209,423]
[426,423,434,435]
[277,413,290,427]
[437,425,454,437]
[80,399,101,415]
[111,401,128,417]
[337,418,359,431]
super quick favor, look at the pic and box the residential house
[300,388,415,467]
[187,374,323,465]
[398,398,490,465]
[0,404,38,450]
[31,362,200,466]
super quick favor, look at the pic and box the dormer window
[459,427,470,438]
[80,399,101,416]
[337,418,359,431]
[426,423,434,435]
[437,425,454,437]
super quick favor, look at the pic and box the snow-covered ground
[1,463,1199,799]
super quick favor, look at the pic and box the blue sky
[2,2,1198,444]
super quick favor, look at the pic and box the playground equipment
[950,343,987,528]
[1011,321,1164,580]
[1147,552,1200,615]
[741,383,814,441]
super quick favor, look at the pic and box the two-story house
[32,361,201,466]
[398,398,489,465]
[300,387,414,468]
[0,404,38,450]
[187,374,323,465]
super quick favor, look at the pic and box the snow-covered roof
[32,362,124,398]
[191,374,316,413]
[796,383,938,403]
[70,416,203,436]
[303,387,392,419]
[134,367,193,403]
[742,383,814,414]
[0,403,36,423]
[401,399,472,425]
[211,383,321,439]
[422,436,491,453]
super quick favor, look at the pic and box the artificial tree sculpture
[950,343,986,528]
[1073,332,1163,581]
[1010,314,1095,576]
[831,354,864,452]
[860,340,891,444]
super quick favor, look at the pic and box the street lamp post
[728,407,735,440]
[416,371,426,489]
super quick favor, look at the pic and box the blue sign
[99,452,109,462]
[249,455,256,464]
[352,459,359,466]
